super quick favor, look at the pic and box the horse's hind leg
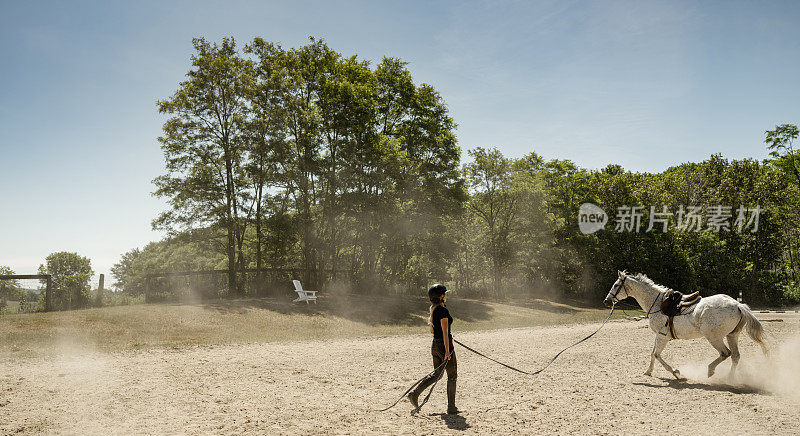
[726,313,746,379]
[706,336,731,378]
[726,332,741,379]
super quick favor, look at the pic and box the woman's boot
[446,378,459,414]
[407,389,420,410]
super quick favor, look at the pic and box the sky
[1,0,799,286]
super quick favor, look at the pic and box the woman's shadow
[430,413,471,431]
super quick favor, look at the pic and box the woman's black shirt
[431,305,453,339]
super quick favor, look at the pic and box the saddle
[660,290,701,339]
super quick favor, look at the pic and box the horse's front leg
[644,335,658,376]
[649,333,685,381]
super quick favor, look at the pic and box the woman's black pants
[412,338,457,409]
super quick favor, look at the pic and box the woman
[408,283,459,414]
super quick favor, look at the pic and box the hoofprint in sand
[1,314,798,435]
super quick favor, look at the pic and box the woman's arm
[440,318,450,359]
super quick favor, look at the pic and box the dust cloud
[680,334,800,399]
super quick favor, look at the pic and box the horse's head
[604,270,630,307]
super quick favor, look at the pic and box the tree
[154,37,252,294]
[465,147,520,294]
[0,266,21,308]
[764,124,800,289]
[512,153,559,294]
[110,248,142,292]
[765,124,800,189]
[242,38,290,283]
[39,252,93,310]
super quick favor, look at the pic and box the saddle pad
[680,292,701,308]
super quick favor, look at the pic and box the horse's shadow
[633,377,767,395]
[429,413,471,431]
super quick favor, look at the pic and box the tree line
[110,37,800,306]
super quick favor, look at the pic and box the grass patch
[0,295,627,358]
[1,300,20,314]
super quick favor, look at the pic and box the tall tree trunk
[787,230,798,283]
[235,221,246,293]
[224,144,239,295]
[225,217,237,295]
[255,183,263,288]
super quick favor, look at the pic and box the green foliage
[110,248,141,291]
[154,37,253,294]
[464,147,526,295]
[38,252,93,310]
[764,124,800,299]
[451,147,799,305]
[111,236,225,296]
[152,36,464,295]
[139,35,800,306]
[0,266,21,301]
[100,292,146,307]
[765,124,800,188]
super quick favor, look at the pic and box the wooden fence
[0,274,52,311]
[143,268,338,302]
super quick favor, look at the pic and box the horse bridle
[611,275,665,316]
[608,275,628,304]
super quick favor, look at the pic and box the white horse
[604,271,767,380]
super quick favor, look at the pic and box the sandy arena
[1,313,798,435]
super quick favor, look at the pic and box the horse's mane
[631,272,674,294]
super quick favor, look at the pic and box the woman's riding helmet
[428,283,448,303]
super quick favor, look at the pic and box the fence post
[96,274,104,306]
[45,275,52,311]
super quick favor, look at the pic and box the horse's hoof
[707,368,715,378]
[643,371,652,377]
[673,370,686,381]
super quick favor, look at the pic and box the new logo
[578,203,608,234]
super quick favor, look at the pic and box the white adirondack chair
[292,280,317,304]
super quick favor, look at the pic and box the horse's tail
[738,303,768,355]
